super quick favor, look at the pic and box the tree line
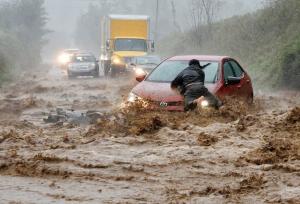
[0,0,47,82]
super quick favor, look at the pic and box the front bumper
[68,68,97,76]
[128,99,184,111]
[111,64,127,72]
[148,100,184,111]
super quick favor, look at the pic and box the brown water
[0,66,299,203]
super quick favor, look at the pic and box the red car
[128,55,253,111]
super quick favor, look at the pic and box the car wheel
[94,69,100,78]
[104,63,110,77]
[110,67,117,78]
[247,93,254,105]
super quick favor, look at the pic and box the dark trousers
[184,84,220,111]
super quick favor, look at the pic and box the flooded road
[0,66,299,203]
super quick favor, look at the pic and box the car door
[228,59,250,98]
[222,60,237,96]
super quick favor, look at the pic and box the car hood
[132,81,216,102]
[70,62,95,67]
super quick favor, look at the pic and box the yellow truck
[100,15,154,77]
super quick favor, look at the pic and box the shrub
[0,0,47,83]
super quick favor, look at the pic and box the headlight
[201,100,209,107]
[58,53,71,64]
[126,92,149,108]
[112,57,122,64]
[100,54,108,60]
[135,68,147,76]
[128,92,138,103]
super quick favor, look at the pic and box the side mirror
[136,72,147,82]
[226,76,241,85]
[106,40,110,50]
[151,41,155,52]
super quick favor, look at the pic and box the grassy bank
[158,0,300,90]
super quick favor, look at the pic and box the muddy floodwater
[0,66,299,204]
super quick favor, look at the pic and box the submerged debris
[197,132,218,146]
[43,108,105,125]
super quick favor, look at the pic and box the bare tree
[190,0,220,45]
[171,0,182,33]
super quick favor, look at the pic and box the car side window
[229,60,244,77]
[223,61,234,80]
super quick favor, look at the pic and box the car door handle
[246,79,250,83]
[237,85,242,88]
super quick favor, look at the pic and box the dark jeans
[184,84,221,111]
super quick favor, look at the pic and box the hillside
[0,0,47,84]
[158,0,300,90]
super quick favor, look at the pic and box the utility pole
[155,0,159,41]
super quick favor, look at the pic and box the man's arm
[201,63,211,69]
[171,72,183,89]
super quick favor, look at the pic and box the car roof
[168,55,229,61]
[109,15,149,20]
[74,52,95,57]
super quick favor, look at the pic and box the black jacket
[171,65,205,94]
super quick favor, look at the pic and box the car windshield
[65,49,79,54]
[136,56,161,65]
[72,55,95,63]
[115,39,147,52]
[147,60,219,83]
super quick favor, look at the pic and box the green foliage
[0,0,48,83]
[159,0,300,90]
[281,39,300,89]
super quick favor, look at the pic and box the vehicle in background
[128,55,253,111]
[67,52,99,79]
[57,49,80,69]
[100,15,155,77]
[129,55,161,76]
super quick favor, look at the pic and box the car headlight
[128,92,139,103]
[113,57,121,64]
[135,68,147,76]
[100,54,108,60]
[58,53,71,64]
[201,100,209,107]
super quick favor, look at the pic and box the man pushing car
[171,59,222,111]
